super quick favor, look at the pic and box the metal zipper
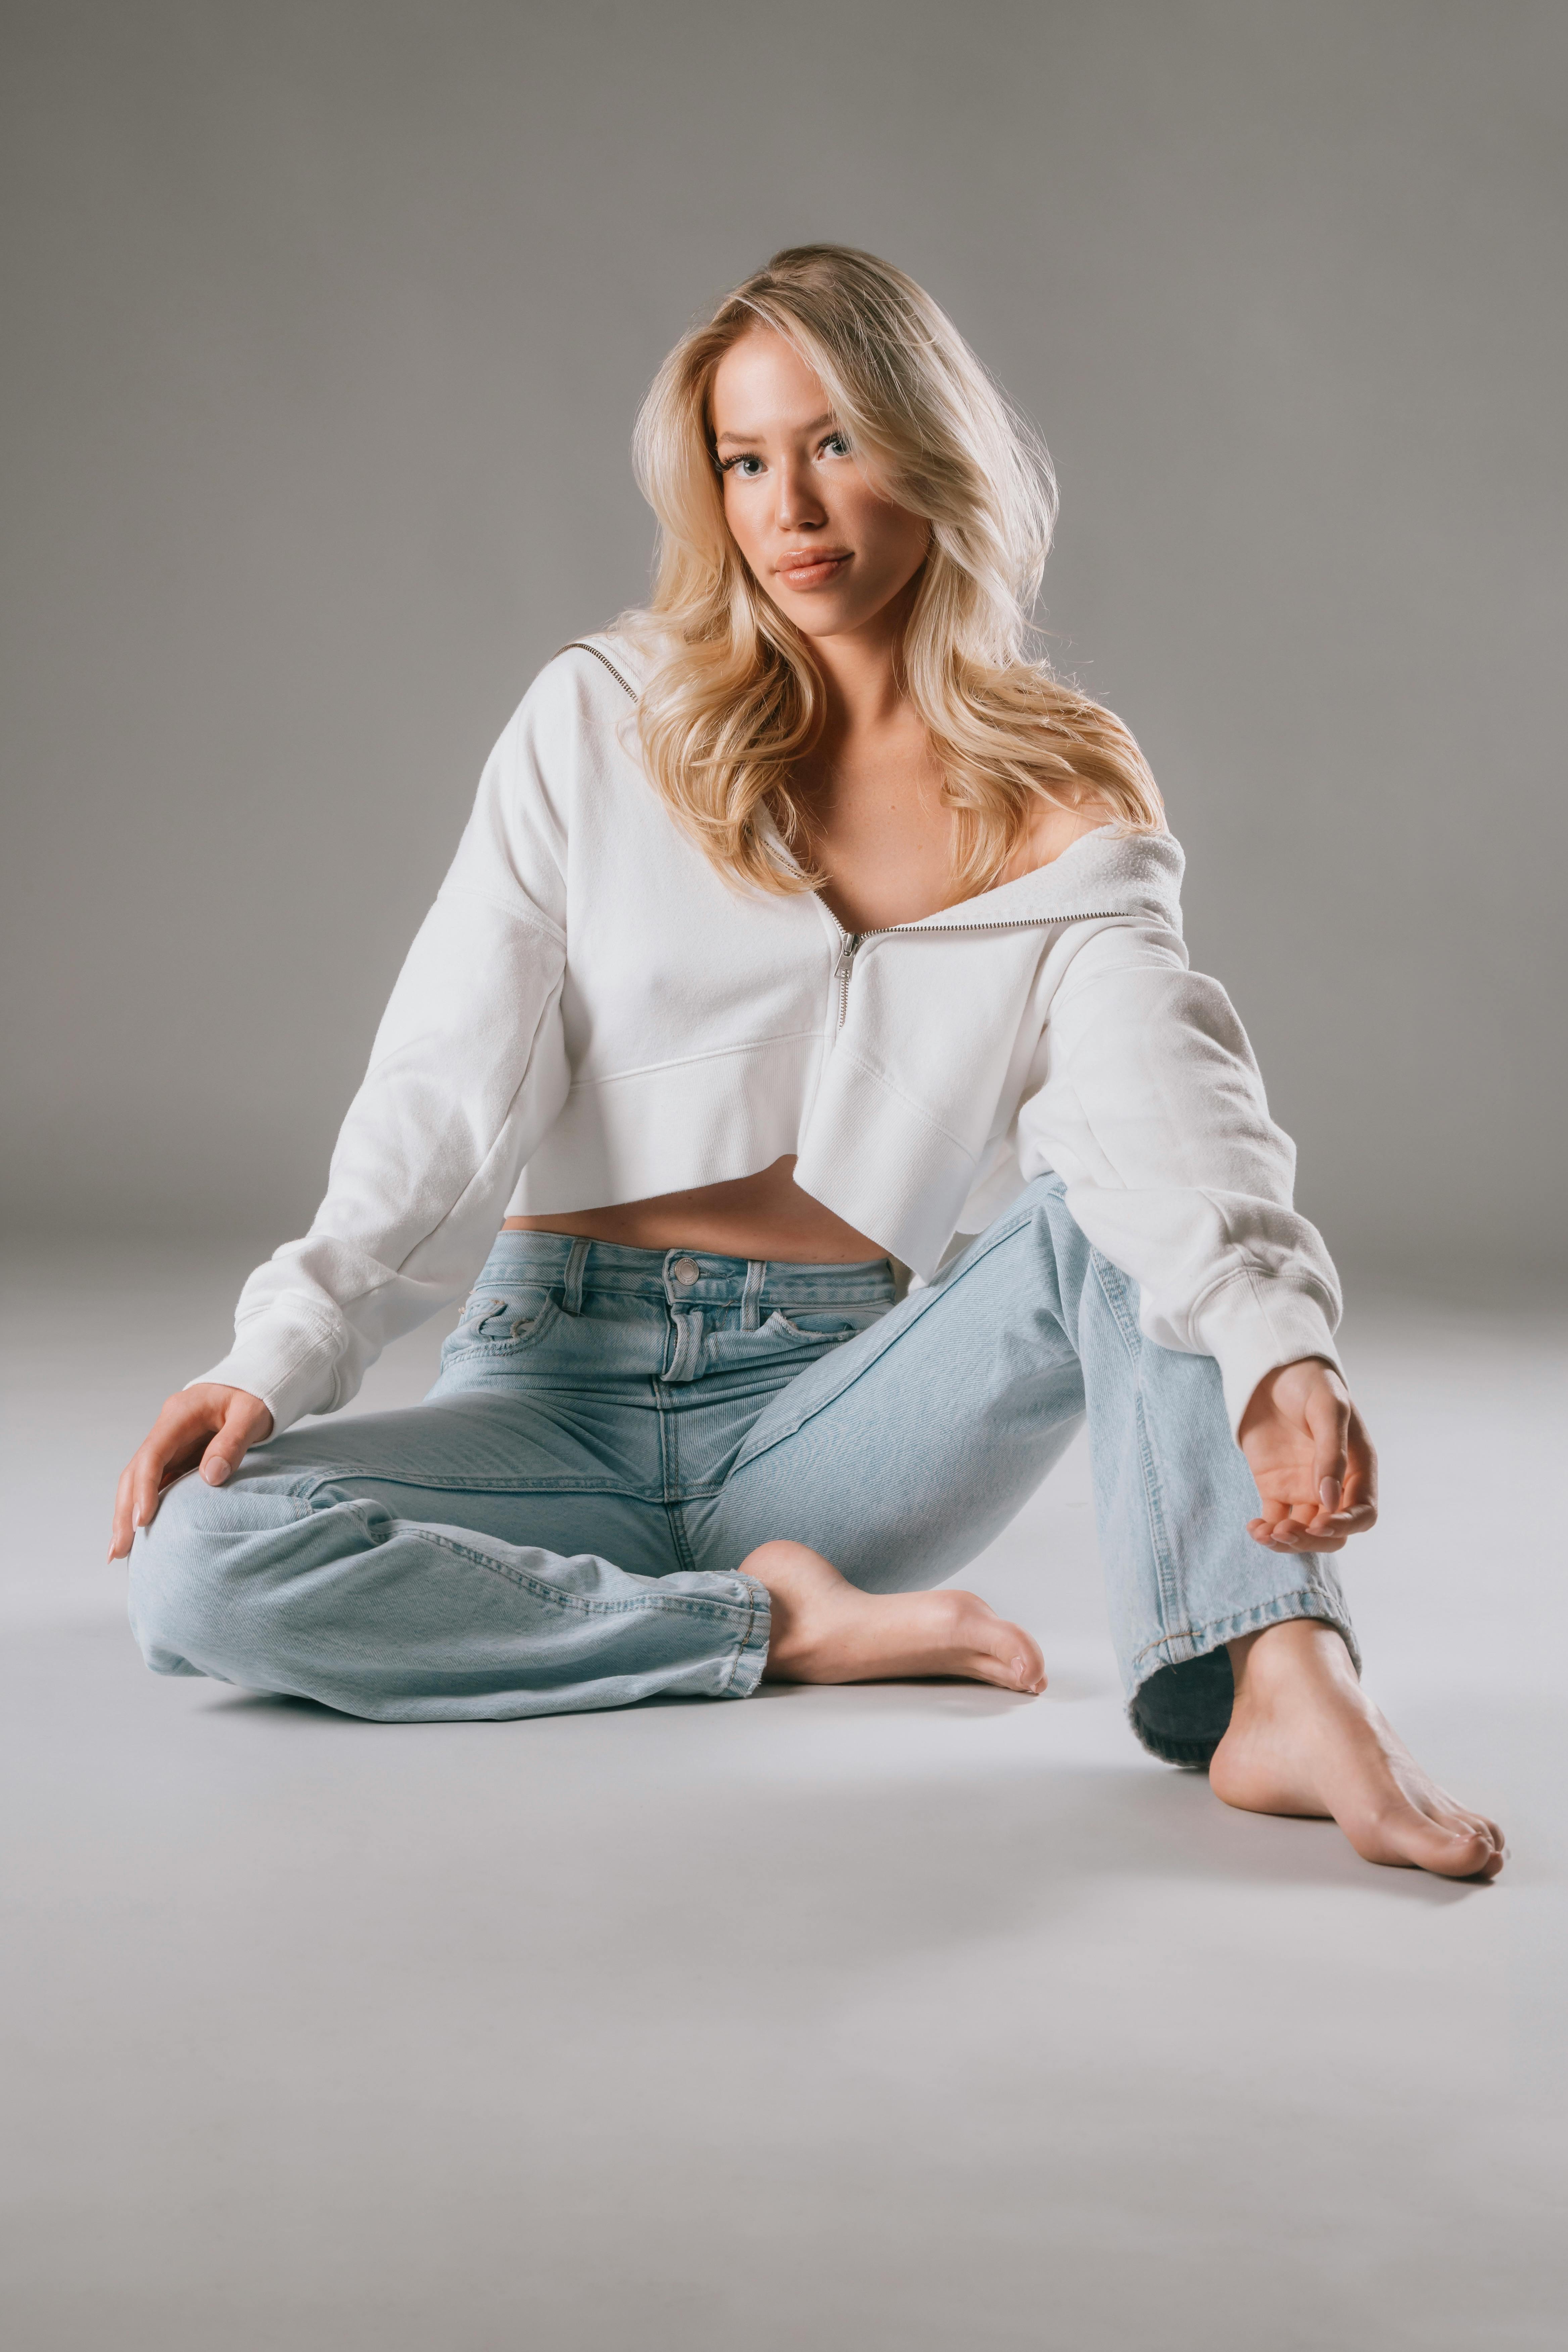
[552,650,1132,1037]
[831,910,1129,1027]
[557,640,638,699]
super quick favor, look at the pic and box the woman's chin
[771,591,893,642]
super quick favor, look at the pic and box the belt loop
[662,1307,705,1384]
[741,1258,766,1333]
[562,1236,590,1316]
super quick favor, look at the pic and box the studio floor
[2,1248,1563,2351]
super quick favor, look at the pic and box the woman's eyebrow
[713,413,837,450]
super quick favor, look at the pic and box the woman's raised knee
[126,1469,300,1681]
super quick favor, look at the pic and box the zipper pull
[834,932,861,1029]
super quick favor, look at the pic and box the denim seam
[408,1523,755,1622]
[667,1504,700,1576]
[654,1374,701,1577]
[474,1240,894,1309]
[1090,1251,1186,1642]
[1087,1245,1140,1348]
[1130,1588,1361,1684]
[1131,1387,1185,1639]
[233,1488,314,1521]
[270,1472,345,1504]
[728,1188,1060,1470]
[716,1576,767,1694]
[278,1483,741,1619]
[662,1305,705,1384]
[296,1469,656,1501]
[764,1310,860,1343]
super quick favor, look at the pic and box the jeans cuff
[1127,1591,1361,1769]
[719,1573,772,1697]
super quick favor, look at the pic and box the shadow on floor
[191,1672,1487,1929]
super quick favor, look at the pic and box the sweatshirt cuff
[1191,1272,1344,1441]
[189,1322,341,1438]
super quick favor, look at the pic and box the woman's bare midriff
[504,1154,887,1265]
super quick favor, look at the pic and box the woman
[111,246,1503,1880]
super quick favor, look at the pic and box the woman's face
[709,328,930,642]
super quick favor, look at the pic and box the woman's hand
[108,1384,273,1562]
[1238,1357,1378,1554]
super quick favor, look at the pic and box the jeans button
[671,1255,701,1286]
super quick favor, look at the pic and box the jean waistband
[479,1228,897,1307]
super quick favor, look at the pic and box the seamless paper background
[3,0,1563,1285]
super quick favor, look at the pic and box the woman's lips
[774,550,851,588]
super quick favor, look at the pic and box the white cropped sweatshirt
[201,634,1343,1439]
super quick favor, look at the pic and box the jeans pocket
[761,1307,875,1346]
[445,1285,563,1358]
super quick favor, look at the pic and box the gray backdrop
[4,0,1564,1287]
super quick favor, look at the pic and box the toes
[970,1649,1046,1696]
[1356,1795,1506,1879]
[969,1612,1045,1695]
[1426,1798,1508,1868]
[1457,1833,1503,1881]
[993,1626,1045,1694]
[1427,1821,1501,1879]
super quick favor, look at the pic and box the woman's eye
[820,433,851,459]
[722,453,765,478]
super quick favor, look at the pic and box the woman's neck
[807,578,918,747]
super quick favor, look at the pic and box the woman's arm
[108,663,583,1555]
[195,662,578,1433]
[1017,916,1346,1438]
[109,858,569,1557]
[113,658,587,1553]
[1018,916,1376,1545]
[195,878,569,1431]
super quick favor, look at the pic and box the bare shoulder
[1007,795,1120,880]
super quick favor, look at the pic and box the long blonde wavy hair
[622,245,1162,897]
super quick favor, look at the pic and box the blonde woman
[111,247,1503,1880]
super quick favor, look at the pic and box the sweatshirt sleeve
[194,675,576,1434]
[1015,915,1343,1437]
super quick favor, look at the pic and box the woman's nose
[776,458,826,530]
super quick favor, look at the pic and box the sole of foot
[745,1539,1046,1696]
[1210,1619,1505,1879]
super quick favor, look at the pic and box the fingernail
[204,1459,229,1485]
[1319,1477,1342,1509]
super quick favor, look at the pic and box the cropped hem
[721,1573,772,1697]
[1126,1587,1361,1768]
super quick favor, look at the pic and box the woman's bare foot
[745,1540,1046,1695]
[1209,1618,1505,1879]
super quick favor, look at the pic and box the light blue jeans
[129,1176,1356,1759]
